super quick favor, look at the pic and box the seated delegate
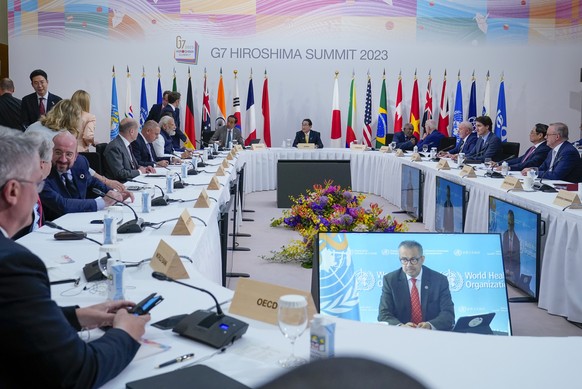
[292,118,324,148]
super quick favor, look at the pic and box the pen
[50,278,80,286]
[156,353,195,368]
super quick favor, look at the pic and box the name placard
[436,159,450,170]
[251,143,267,150]
[553,190,582,208]
[395,149,405,157]
[226,152,234,160]
[215,166,226,176]
[379,146,390,153]
[410,152,422,162]
[221,159,230,169]
[194,188,210,208]
[297,143,315,149]
[460,165,477,178]
[350,143,366,151]
[150,239,189,279]
[171,209,195,236]
[235,145,244,152]
[229,278,317,325]
[207,175,221,190]
[501,176,523,191]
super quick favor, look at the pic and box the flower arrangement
[265,181,408,268]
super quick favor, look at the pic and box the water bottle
[141,191,151,213]
[103,212,116,245]
[501,161,509,176]
[310,314,335,361]
[430,147,437,160]
[413,145,418,154]
[166,172,174,194]
[107,259,125,301]
[181,162,189,178]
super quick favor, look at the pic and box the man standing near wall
[0,77,22,130]
[20,69,62,129]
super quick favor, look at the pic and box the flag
[183,67,196,149]
[124,66,133,119]
[110,66,120,141]
[139,67,148,130]
[156,66,162,104]
[330,72,342,148]
[495,75,507,142]
[201,69,211,133]
[244,70,257,146]
[216,68,227,122]
[233,70,241,129]
[482,70,491,117]
[452,71,463,142]
[409,71,420,140]
[345,72,358,147]
[318,233,361,320]
[467,71,477,129]
[375,70,387,149]
[421,71,432,136]
[262,70,272,147]
[362,74,372,147]
[437,70,449,136]
[172,68,177,92]
[394,72,403,133]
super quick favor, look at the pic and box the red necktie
[410,278,423,325]
[39,97,45,115]
[522,146,535,162]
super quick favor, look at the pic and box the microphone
[129,178,168,206]
[152,271,249,348]
[196,152,208,167]
[173,172,185,189]
[91,188,145,233]
[188,159,199,176]
[484,155,515,178]
[534,165,559,192]
[439,144,456,153]
[44,220,102,246]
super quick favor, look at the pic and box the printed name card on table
[226,151,234,160]
[410,152,422,162]
[350,143,366,152]
[229,278,317,325]
[395,149,405,157]
[150,239,189,279]
[194,188,211,208]
[459,165,477,178]
[221,159,230,169]
[251,143,267,150]
[235,144,244,152]
[553,190,582,208]
[171,209,195,236]
[297,143,315,149]
[215,166,226,176]
[436,159,450,170]
[207,176,221,190]
[501,176,523,191]
[379,146,390,153]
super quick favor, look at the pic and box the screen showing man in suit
[378,240,455,330]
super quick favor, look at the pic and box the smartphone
[54,231,86,240]
[129,293,164,315]
[90,219,104,224]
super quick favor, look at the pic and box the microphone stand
[91,188,145,233]
[128,179,168,206]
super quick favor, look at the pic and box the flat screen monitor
[488,196,542,301]
[400,164,423,221]
[312,231,512,335]
[435,176,467,233]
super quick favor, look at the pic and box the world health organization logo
[355,269,375,292]
[443,269,463,292]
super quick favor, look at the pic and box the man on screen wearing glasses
[378,240,455,330]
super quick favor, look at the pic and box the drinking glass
[528,167,539,180]
[390,141,397,150]
[457,153,465,167]
[484,158,492,171]
[422,144,429,154]
[277,295,308,368]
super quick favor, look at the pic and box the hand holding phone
[128,293,164,316]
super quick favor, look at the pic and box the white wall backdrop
[7,1,582,149]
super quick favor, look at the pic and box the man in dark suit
[292,118,324,148]
[494,123,550,172]
[146,90,170,122]
[20,69,62,129]
[161,91,188,150]
[0,128,149,388]
[40,131,131,221]
[502,210,521,285]
[378,240,455,330]
[417,119,444,151]
[523,122,582,182]
[465,115,503,163]
[210,114,245,147]
[130,120,171,168]
[0,78,23,130]
[440,121,477,159]
[104,118,156,182]
[393,123,417,151]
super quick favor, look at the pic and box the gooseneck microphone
[174,172,186,189]
[188,159,199,176]
[44,220,103,245]
[152,271,249,348]
[91,188,145,233]
[128,178,168,206]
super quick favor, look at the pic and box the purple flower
[347,207,360,218]
[318,196,329,207]
[341,214,354,225]
[342,191,352,200]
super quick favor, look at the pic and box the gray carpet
[226,190,582,337]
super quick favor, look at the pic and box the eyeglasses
[54,150,75,159]
[0,179,45,193]
[546,133,559,138]
[400,257,421,265]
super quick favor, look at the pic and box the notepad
[125,364,249,389]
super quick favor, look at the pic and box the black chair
[385,133,394,144]
[202,131,215,147]
[501,141,520,161]
[79,151,102,175]
[438,136,457,152]
[95,143,110,177]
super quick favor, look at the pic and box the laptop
[452,312,496,335]
[249,138,261,144]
